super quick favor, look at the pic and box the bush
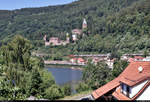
[45,85,64,100]
[61,83,72,96]
[75,82,90,93]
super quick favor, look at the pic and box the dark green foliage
[0,0,149,54]
[76,59,129,93]
[0,35,63,100]
[70,0,150,54]
[75,82,89,93]
[0,0,141,41]
[61,83,72,96]
[44,85,64,100]
[29,69,43,96]
[82,60,111,90]
[143,48,149,57]
[1,35,32,70]
[111,60,129,79]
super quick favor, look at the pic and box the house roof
[78,58,85,62]
[92,61,150,100]
[50,37,59,40]
[128,58,134,63]
[112,87,131,100]
[68,55,75,58]
[92,78,120,99]
[113,80,150,100]
[118,61,150,86]
[134,56,144,60]
[71,58,77,60]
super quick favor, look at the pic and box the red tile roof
[112,86,131,100]
[92,61,150,100]
[92,78,120,99]
[128,58,134,63]
[134,56,144,60]
[113,80,150,100]
[78,58,85,62]
[118,61,150,86]
[72,58,77,60]
[68,55,75,58]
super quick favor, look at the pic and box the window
[121,84,124,93]
[121,83,131,98]
[126,85,130,97]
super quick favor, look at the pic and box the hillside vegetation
[0,0,150,54]
[0,0,140,40]
[71,0,150,54]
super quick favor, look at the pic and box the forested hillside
[71,0,150,54]
[0,0,149,54]
[0,0,140,41]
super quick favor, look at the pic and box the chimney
[138,66,143,73]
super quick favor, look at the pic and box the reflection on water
[47,67,82,85]
[46,67,83,94]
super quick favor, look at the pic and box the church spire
[82,18,87,29]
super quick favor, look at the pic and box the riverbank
[45,64,83,71]
[44,60,85,66]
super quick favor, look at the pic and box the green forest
[0,35,129,100]
[0,0,149,54]
[0,0,150,100]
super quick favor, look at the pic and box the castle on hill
[43,33,70,46]
[43,18,87,46]
[72,18,87,41]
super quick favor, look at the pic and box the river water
[46,67,83,93]
[47,67,82,85]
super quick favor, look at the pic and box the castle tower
[82,18,87,29]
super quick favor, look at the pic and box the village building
[77,58,86,64]
[105,59,115,69]
[82,18,87,29]
[91,57,115,69]
[43,33,70,46]
[127,56,144,63]
[49,37,61,45]
[72,18,87,42]
[121,54,143,61]
[143,56,150,61]
[70,57,86,65]
[70,58,77,63]
[72,29,82,35]
[134,56,144,61]
[92,61,150,100]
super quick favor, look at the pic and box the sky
[0,0,76,10]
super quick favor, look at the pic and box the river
[46,67,83,85]
[46,67,83,93]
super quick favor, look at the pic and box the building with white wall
[92,61,150,100]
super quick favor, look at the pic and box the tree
[44,85,64,100]
[75,82,89,93]
[82,60,111,89]
[111,60,129,79]
[39,69,55,96]
[61,83,72,96]
[143,48,149,57]
[29,69,43,96]
[0,35,61,100]
[1,35,32,71]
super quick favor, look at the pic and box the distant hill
[0,0,141,41]
[71,0,150,54]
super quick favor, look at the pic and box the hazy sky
[0,0,76,10]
